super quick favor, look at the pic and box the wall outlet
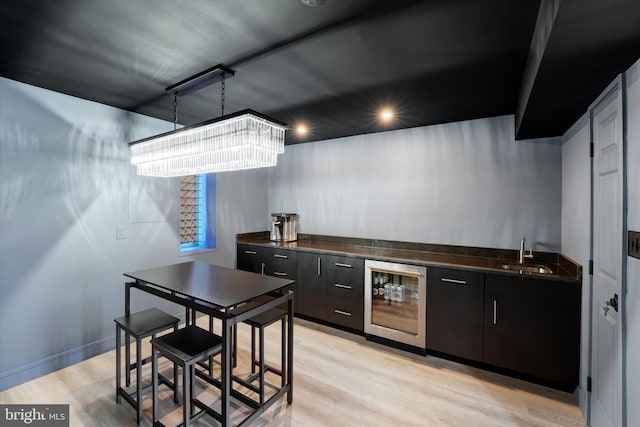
[629,231,640,260]
[116,225,127,240]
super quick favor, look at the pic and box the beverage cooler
[364,260,427,352]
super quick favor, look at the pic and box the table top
[124,261,294,309]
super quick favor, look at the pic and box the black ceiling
[1,0,639,144]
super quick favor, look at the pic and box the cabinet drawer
[266,260,297,280]
[264,247,297,263]
[326,255,364,274]
[237,244,263,273]
[326,269,363,301]
[429,268,484,288]
[325,297,363,331]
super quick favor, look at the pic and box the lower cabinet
[236,244,296,302]
[483,273,581,388]
[295,252,364,331]
[426,267,484,362]
[237,242,581,390]
[325,296,363,330]
[237,243,263,274]
[296,252,326,320]
[325,255,364,330]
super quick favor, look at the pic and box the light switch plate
[629,231,640,260]
[116,225,127,240]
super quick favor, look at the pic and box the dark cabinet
[296,252,326,320]
[483,274,581,388]
[294,252,364,330]
[237,241,581,390]
[324,255,364,331]
[236,244,296,304]
[426,267,484,362]
[237,243,263,274]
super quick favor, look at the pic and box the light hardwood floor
[0,317,585,426]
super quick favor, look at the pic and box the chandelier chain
[173,93,178,130]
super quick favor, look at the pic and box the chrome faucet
[519,237,534,264]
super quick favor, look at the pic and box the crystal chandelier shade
[129,110,286,177]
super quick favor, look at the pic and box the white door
[590,79,624,427]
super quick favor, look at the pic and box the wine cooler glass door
[364,260,426,349]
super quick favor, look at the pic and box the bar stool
[231,301,287,404]
[151,325,222,427]
[114,308,180,424]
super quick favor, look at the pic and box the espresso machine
[270,213,298,242]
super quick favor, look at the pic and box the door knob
[607,294,618,313]
[605,293,619,313]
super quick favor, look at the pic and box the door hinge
[590,142,594,158]
[588,259,593,275]
[587,376,592,392]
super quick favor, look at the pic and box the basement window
[180,174,216,253]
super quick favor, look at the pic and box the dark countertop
[237,233,582,283]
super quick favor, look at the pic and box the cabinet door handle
[493,299,497,325]
[334,309,352,317]
[334,283,352,290]
[441,278,467,285]
[261,263,265,275]
[273,271,288,277]
[244,250,257,255]
[317,257,321,276]
[274,254,288,259]
[335,262,353,268]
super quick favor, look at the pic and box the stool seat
[114,308,180,336]
[244,307,286,328]
[152,325,223,364]
[151,326,222,427]
[114,308,180,425]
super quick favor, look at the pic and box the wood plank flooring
[0,317,585,426]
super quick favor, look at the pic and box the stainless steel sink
[501,263,553,274]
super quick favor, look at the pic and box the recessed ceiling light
[296,123,309,136]
[379,108,394,123]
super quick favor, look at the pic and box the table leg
[287,295,294,404]
[221,316,231,426]
[124,282,131,387]
[115,324,121,403]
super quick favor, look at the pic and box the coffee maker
[270,213,298,242]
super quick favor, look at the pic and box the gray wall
[0,78,268,391]
[268,115,562,252]
[624,58,640,426]
[561,112,591,417]
[195,168,269,268]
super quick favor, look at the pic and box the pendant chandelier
[129,65,287,177]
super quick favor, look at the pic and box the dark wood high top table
[123,261,294,426]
